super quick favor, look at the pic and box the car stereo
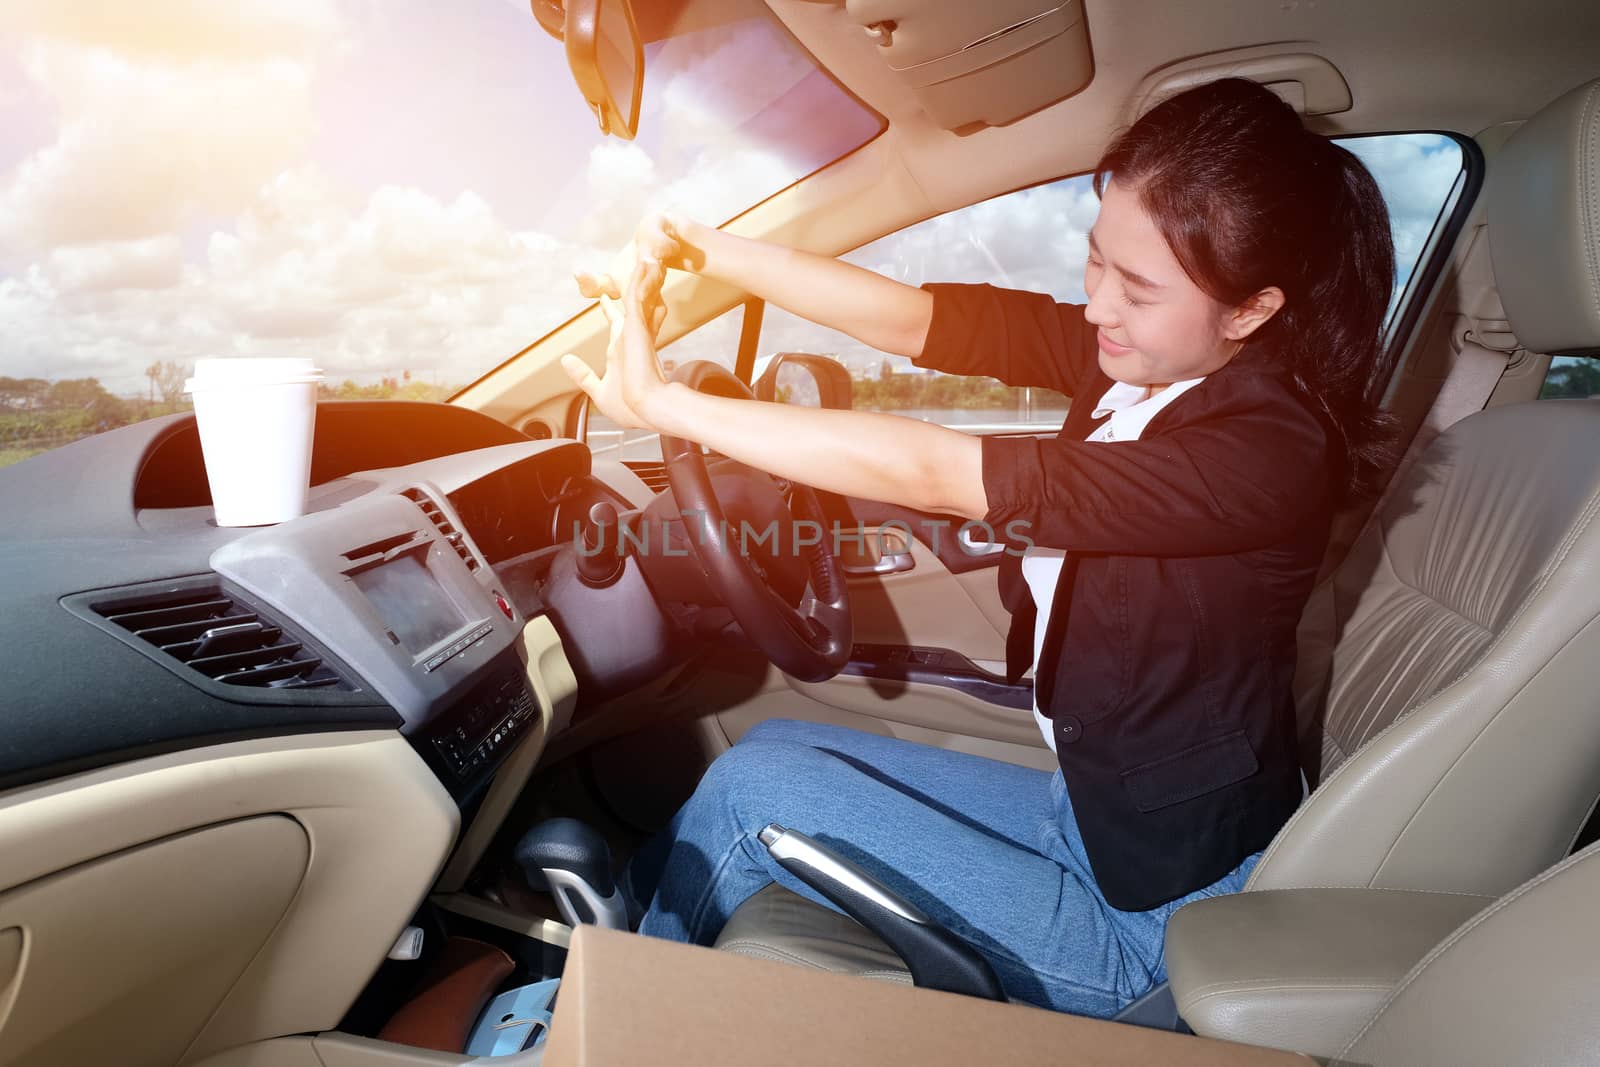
[210,489,536,792]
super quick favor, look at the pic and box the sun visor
[842,0,1093,131]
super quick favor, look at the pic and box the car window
[1541,356,1600,399]
[586,304,745,464]
[0,3,883,470]
[758,133,1466,432]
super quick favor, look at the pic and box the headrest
[1484,77,1600,356]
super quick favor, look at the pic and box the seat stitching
[1181,980,1397,1000]
[719,940,863,971]
[855,970,916,983]
[1579,83,1600,320]
[1336,845,1600,1057]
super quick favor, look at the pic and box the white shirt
[1025,375,1209,752]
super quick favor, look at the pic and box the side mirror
[541,0,645,141]
[754,354,854,411]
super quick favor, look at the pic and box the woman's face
[1083,176,1282,392]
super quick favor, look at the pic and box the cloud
[1,0,342,62]
[575,141,657,248]
[1344,135,1462,220]
[570,16,810,248]
[656,144,792,229]
[1341,135,1465,313]
[0,3,338,257]
[0,164,614,393]
[0,266,192,386]
[45,235,183,293]
[201,171,608,378]
[647,17,811,166]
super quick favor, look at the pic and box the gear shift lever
[514,818,630,931]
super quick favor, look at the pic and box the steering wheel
[658,361,853,683]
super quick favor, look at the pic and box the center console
[210,488,541,798]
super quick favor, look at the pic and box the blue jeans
[625,718,1261,1017]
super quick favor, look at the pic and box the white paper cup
[184,358,325,527]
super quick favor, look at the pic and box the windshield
[0,1,883,468]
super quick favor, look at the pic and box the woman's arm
[648,382,987,520]
[562,259,988,520]
[643,215,937,359]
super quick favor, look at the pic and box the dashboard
[0,401,673,804]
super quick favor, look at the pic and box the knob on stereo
[575,499,624,586]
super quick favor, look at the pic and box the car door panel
[713,526,1053,768]
[824,493,1012,576]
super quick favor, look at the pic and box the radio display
[352,552,465,654]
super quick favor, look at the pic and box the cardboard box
[543,927,1315,1066]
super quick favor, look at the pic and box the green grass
[0,447,46,470]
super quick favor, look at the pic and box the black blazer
[915,281,1337,911]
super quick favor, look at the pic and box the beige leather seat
[714,73,1600,1015]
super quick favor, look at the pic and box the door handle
[957,527,1006,556]
[839,526,914,577]
[841,553,914,577]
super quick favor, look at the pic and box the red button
[494,592,514,620]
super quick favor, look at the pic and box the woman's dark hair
[1093,77,1402,507]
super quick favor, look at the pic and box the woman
[560,77,1400,1016]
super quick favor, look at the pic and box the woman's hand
[561,257,671,430]
[623,211,705,277]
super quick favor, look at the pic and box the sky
[0,1,1462,401]
[0,0,877,395]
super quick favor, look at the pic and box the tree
[0,377,48,410]
[1541,358,1600,399]
[46,378,112,410]
[147,361,187,405]
[879,358,894,382]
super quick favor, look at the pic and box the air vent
[401,487,482,573]
[93,584,353,690]
[623,460,670,495]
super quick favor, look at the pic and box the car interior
[2,0,1599,1064]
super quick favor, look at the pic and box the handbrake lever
[757,823,1006,1001]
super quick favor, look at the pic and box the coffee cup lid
[185,358,325,392]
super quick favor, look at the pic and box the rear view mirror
[534,0,645,141]
[754,354,854,411]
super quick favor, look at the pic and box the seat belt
[1397,328,1522,467]
[1313,331,1521,585]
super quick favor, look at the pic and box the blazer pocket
[1120,729,1260,813]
